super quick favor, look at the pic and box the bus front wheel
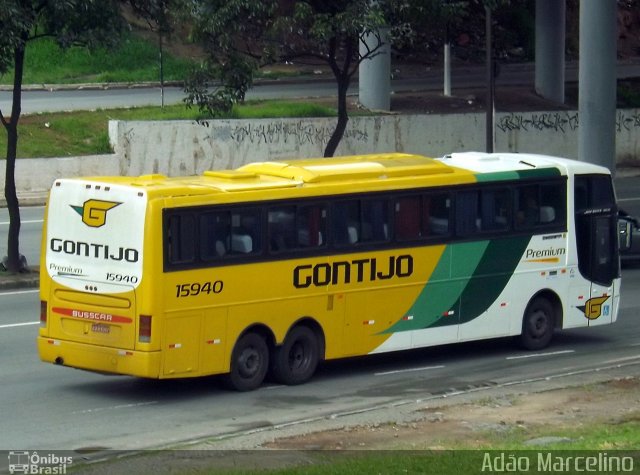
[520,296,555,350]
[225,332,269,391]
[272,325,319,385]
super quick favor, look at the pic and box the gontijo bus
[38,152,620,391]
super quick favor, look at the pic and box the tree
[128,0,190,107]
[0,0,125,273]
[185,0,403,157]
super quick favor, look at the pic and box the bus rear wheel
[520,296,555,350]
[272,326,319,385]
[225,332,269,391]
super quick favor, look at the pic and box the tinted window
[269,204,327,252]
[515,182,565,230]
[395,192,451,241]
[333,198,389,246]
[456,188,510,236]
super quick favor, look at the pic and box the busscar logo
[70,199,121,228]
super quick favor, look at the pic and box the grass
[0,101,338,159]
[0,33,193,85]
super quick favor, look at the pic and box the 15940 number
[176,281,224,298]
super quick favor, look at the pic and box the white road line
[601,355,640,365]
[0,321,39,329]
[0,289,39,296]
[506,349,575,360]
[375,365,444,376]
[72,401,158,415]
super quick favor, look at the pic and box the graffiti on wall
[496,110,640,134]
[497,112,579,133]
[617,110,640,132]
[197,119,369,146]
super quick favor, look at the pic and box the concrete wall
[4,109,640,201]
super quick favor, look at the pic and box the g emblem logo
[71,200,121,228]
[579,295,610,320]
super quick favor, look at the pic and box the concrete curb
[0,268,39,290]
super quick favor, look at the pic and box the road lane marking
[601,355,640,365]
[0,289,39,296]
[617,197,640,202]
[375,365,444,376]
[506,349,575,360]
[72,401,159,415]
[0,321,39,329]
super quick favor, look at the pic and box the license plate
[91,323,110,334]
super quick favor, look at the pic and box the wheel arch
[527,289,564,329]
[236,323,277,354]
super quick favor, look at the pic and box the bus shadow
[64,330,616,403]
[64,372,230,402]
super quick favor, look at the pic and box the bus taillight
[139,315,152,343]
[40,301,47,328]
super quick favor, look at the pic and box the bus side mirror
[618,218,632,252]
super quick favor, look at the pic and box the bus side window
[539,183,565,225]
[481,189,510,231]
[333,201,360,246]
[269,206,296,251]
[200,212,230,260]
[515,182,565,230]
[361,199,389,242]
[427,193,451,236]
[456,191,480,235]
[167,213,196,264]
[231,210,260,254]
[395,196,421,241]
[515,185,540,229]
[297,204,326,248]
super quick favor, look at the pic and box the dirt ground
[264,376,640,451]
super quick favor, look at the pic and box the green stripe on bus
[383,236,532,334]
[454,235,532,325]
[474,167,561,183]
[382,241,489,334]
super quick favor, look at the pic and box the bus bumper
[37,336,161,378]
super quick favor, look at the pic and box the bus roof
[59,152,610,200]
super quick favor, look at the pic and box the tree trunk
[324,75,350,157]
[2,44,25,273]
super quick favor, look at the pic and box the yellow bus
[38,152,621,391]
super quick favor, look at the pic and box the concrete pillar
[578,0,617,171]
[535,0,566,103]
[358,28,391,111]
[444,42,452,97]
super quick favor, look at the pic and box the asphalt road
[1,279,639,452]
[0,175,639,453]
[3,61,640,114]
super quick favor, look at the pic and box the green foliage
[0,33,194,84]
[618,80,640,107]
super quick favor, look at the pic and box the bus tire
[272,326,319,385]
[520,296,555,350]
[225,332,269,391]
